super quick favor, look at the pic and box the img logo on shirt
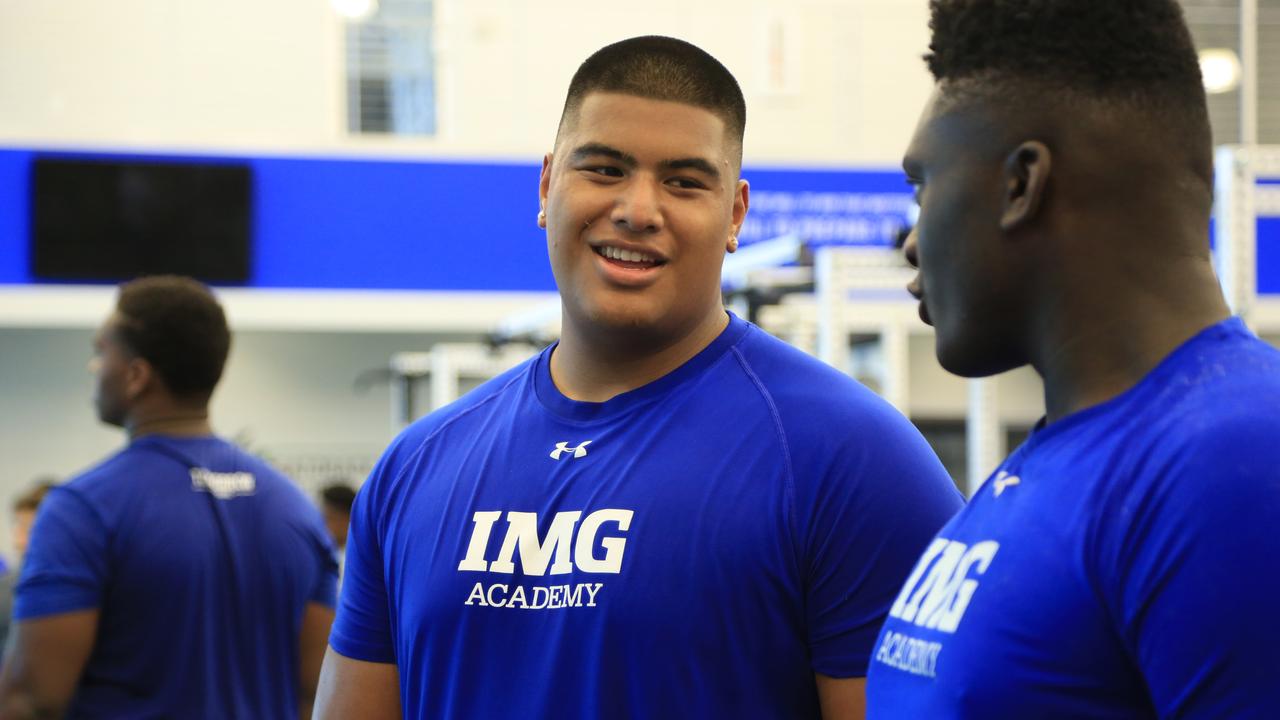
[888,538,999,633]
[457,509,633,610]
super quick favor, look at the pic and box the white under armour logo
[993,470,1021,497]
[550,441,592,460]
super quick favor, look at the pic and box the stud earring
[537,210,546,227]
[727,235,739,253]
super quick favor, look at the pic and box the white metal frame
[389,342,536,429]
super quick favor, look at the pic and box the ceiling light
[1199,48,1242,95]
[331,0,378,22]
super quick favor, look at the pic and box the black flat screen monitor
[30,156,253,283]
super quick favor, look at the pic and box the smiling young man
[867,1,1280,717]
[315,36,961,720]
[0,276,337,719]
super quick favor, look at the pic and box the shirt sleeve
[1098,417,1280,718]
[327,447,402,664]
[796,403,964,678]
[13,487,111,619]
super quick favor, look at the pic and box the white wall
[0,326,473,564]
[0,0,933,165]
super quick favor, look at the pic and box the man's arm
[0,609,98,719]
[312,648,401,720]
[816,674,866,720]
[298,602,336,720]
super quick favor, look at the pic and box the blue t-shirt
[16,434,338,719]
[867,318,1280,718]
[331,313,962,718]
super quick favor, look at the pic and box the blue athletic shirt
[15,434,339,719]
[867,317,1280,718]
[331,312,963,719]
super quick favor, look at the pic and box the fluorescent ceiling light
[331,0,378,21]
[1199,48,1242,95]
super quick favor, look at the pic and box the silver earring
[537,210,546,226]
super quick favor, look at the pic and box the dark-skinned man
[0,276,338,719]
[315,35,961,720]
[868,1,1280,717]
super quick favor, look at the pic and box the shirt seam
[728,343,804,586]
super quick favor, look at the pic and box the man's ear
[538,153,553,228]
[729,179,749,248]
[123,357,154,401]
[1001,141,1051,231]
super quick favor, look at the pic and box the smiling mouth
[593,245,666,269]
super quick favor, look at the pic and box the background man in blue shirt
[868,1,1280,716]
[0,276,338,719]
[315,36,961,719]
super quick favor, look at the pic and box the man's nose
[903,226,919,269]
[610,178,663,234]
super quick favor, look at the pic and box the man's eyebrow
[662,158,721,181]
[570,143,637,167]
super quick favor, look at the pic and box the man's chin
[936,340,1022,379]
[95,407,126,428]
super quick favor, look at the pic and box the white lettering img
[889,538,948,619]
[887,538,1001,635]
[931,541,999,632]
[457,509,633,576]
[898,541,965,624]
[489,511,582,576]
[458,511,503,572]
[574,509,634,574]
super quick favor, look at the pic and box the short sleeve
[1099,418,1280,718]
[798,407,964,677]
[327,455,398,663]
[14,487,111,619]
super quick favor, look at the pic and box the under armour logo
[550,441,592,460]
[992,470,1021,497]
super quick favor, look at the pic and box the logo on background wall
[550,440,592,460]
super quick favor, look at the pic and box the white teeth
[600,245,657,264]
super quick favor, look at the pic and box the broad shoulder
[733,325,927,447]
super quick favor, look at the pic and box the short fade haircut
[321,483,357,514]
[926,0,1211,177]
[557,35,747,168]
[115,275,231,400]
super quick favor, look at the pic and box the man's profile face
[902,88,1025,377]
[89,313,134,427]
[540,92,748,341]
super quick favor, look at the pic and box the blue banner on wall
[1,148,1276,294]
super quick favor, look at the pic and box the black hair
[321,483,357,514]
[115,275,231,400]
[926,1,1208,124]
[13,478,56,513]
[557,35,746,165]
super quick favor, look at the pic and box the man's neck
[1033,259,1230,423]
[550,310,731,403]
[127,411,214,441]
